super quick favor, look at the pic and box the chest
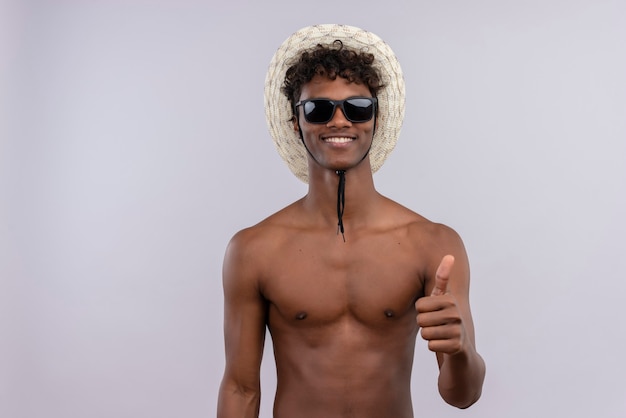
[261,235,426,326]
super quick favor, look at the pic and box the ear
[291,115,302,138]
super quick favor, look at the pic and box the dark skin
[217,75,485,417]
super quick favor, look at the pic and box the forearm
[217,380,261,418]
[437,347,486,408]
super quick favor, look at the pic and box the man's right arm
[217,230,268,418]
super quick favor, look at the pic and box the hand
[415,255,466,355]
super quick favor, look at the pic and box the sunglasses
[295,97,377,124]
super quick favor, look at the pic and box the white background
[2,0,625,417]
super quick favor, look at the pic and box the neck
[302,163,380,236]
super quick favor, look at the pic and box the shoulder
[224,202,302,268]
[222,223,283,293]
[381,198,458,238]
[403,215,469,283]
[408,218,463,248]
[383,198,466,257]
[385,207,471,295]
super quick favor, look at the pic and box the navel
[295,311,308,320]
[384,309,395,318]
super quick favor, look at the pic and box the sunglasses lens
[344,98,375,122]
[303,100,335,123]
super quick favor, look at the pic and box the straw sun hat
[264,24,406,183]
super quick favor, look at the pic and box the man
[217,24,485,418]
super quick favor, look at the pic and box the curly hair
[282,40,385,117]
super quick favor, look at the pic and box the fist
[415,255,466,355]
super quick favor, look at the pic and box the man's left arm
[415,226,486,408]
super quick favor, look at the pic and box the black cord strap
[336,170,346,242]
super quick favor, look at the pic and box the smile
[323,137,354,143]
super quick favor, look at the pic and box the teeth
[324,137,353,143]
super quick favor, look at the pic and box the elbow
[221,380,261,402]
[217,379,261,417]
[453,389,482,409]
[438,350,486,409]
[440,387,482,409]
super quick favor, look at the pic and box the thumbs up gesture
[415,255,467,355]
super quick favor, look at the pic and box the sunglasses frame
[295,96,378,124]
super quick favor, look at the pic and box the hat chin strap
[297,117,377,242]
[336,169,346,242]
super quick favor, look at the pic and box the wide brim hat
[264,24,406,183]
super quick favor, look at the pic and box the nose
[326,106,352,128]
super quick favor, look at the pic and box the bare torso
[219,67,485,418]
[250,197,435,418]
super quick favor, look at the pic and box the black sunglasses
[295,97,377,124]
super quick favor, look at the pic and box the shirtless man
[217,24,485,417]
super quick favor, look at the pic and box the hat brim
[264,24,406,183]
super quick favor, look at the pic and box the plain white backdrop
[2,0,625,417]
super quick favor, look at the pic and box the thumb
[430,255,455,296]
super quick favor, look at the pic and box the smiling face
[295,74,376,175]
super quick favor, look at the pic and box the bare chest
[261,235,426,327]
